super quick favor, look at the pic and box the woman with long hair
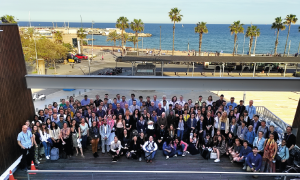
[170,96,177,108]
[107,115,116,147]
[174,137,188,157]
[218,112,229,137]
[70,119,84,157]
[177,114,184,140]
[128,135,142,161]
[50,122,61,150]
[196,115,205,141]
[89,120,100,158]
[228,138,242,162]
[146,112,155,139]
[163,137,176,159]
[242,110,251,126]
[168,124,176,140]
[201,107,207,117]
[65,115,72,127]
[53,102,58,109]
[40,122,51,159]
[121,129,130,155]
[233,107,240,122]
[116,114,124,140]
[46,118,51,129]
[207,105,214,118]
[213,135,226,163]
[131,109,140,130]
[205,111,214,137]
[79,118,89,150]
[228,110,235,124]
[187,130,199,155]
[261,133,277,172]
[189,107,195,115]
[32,125,41,165]
[183,110,190,122]
[69,96,75,105]
[124,110,132,135]
[206,96,214,106]
[229,117,238,137]
[60,122,72,158]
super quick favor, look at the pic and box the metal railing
[26,170,300,180]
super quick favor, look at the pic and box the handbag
[210,152,217,159]
[47,138,53,146]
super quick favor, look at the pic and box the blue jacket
[162,142,174,152]
[246,152,262,170]
[137,120,147,133]
[278,145,289,160]
[239,146,252,157]
[186,118,197,129]
[245,131,256,145]
[252,137,265,151]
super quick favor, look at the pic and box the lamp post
[90,21,94,76]
[242,34,245,56]
[159,26,161,50]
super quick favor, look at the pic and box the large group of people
[17,93,297,177]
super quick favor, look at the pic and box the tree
[246,25,260,56]
[1,15,17,23]
[194,22,208,55]
[283,14,298,56]
[77,28,87,48]
[271,17,286,55]
[128,36,140,49]
[116,16,129,48]
[123,33,129,46]
[130,19,144,53]
[229,21,244,56]
[54,31,63,44]
[169,8,183,56]
[106,30,119,47]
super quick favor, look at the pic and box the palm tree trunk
[274,30,280,55]
[284,24,291,56]
[249,37,253,55]
[121,29,124,47]
[253,36,258,55]
[114,40,116,47]
[199,33,203,55]
[135,31,139,55]
[233,34,237,56]
[172,21,175,56]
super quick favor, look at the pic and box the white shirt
[176,100,186,107]
[39,130,50,142]
[206,100,214,106]
[214,116,219,129]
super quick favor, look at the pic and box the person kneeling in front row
[143,136,158,163]
[110,136,122,162]
[246,146,262,178]
[163,137,175,159]
[174,137,188,157]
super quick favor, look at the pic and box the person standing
[89,121,100,158]
[237,100,246,115]
[245,100,256,120]
[17,125,34,171]
[250,115,261,134]
[100,119,111,154]
[283,126,296,165]
[40,122,51,159]
[226,97,237,109]
[276,139,289,173]
[79,118,89,150]
[261,133,277,172]
[143,136,158,163]
[60,122,72,158]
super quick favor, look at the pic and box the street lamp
[90,21,95,76]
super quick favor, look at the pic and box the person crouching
[163,137,175,159]
[143,136,158,163]
[110,136,121,162]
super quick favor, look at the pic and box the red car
[75,54,88,60]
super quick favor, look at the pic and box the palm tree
[128,36,140,49]
[246,25,260,55]
[194,22,208,55]
[116,16,129,48]
[252,28,260,55]
[283,14,298,56]
[229,21,244,56]
[169,8,183,56]
[130,19,144,53]
[1,15,17,23]
[271,17,286,55]
[123,33,129,46]
[77,28,87,48]
[54,31,63,44]
[106,30,119,47]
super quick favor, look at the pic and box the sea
[18,21,300,54]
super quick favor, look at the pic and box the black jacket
[250,120,261,134]
[89,126,100,139]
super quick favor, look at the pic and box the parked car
[75,54,88,60]
[68,57,81,63]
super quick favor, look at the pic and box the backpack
[50,147,59,161]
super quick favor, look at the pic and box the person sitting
[110,136,122,162]
[156,124,169,150]
[143,136,158,163]
[228,138,242,162]
[246,146,262,176]
[225,132,236,156]
[244,125,256,147]
[234,141,252,170]
[187,130,199,155]
[121,129,131,156]
[213,135,226,163]
[127,135,142,161]
[163,137,176,159]
[200,134,213,160]
[173,137,188,157]
[237,121,248,140]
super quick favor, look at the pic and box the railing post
[220,173,222,180]
[27,173,30,180]
[284,175,286,180]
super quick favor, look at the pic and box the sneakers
[39,158,42,161]
[182,152,187,157]
[36,161,40,164]
[242,166,246,170]
[214,159,220,163]
[139,157,142,162]
[166,156,169,159]
[46,156,49,160]
[174,154,177,157]
[112,159,118,162]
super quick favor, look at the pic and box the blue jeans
[163,149,176,157]
[42,142,51,156]
[237,157,247,166]
[145,150,156,160]
[177,130,184,140]
[175,144,186,156]
[81,135,87,149]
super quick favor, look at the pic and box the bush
[63,43,73,51]
[295,72,300,77]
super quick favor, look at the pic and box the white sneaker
[166,156,169,159]
[139,157,142,162]
[36,161,40,164]
[46,156,49,160]
[182,152,187,157]
[214,159,220,163]
[174,154,177,157]
[243,166,246,170]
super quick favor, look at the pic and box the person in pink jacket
[173,137,188,157]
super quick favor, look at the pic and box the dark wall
[293,98,300,146]
[0,24,35,174]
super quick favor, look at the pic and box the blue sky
[2,0,300,24]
